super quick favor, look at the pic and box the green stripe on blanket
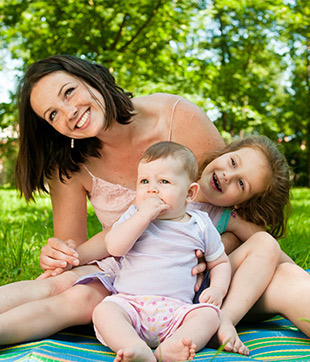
[1,317,310,362]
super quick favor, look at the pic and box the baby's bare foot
[154,337,196,362]
[114,345,156,362]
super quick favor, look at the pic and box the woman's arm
[39,170,89,271]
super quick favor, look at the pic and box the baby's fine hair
[140,141,198,183]
[199,135,291,239]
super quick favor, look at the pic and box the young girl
[92,141,231,362]
[0,135,289,355]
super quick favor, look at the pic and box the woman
[2,54,224,342]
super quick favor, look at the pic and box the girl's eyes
[231,158,236,167]
[140,179,149,184]
[160,179,169,184]
[238,179,245,190]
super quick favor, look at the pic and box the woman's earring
[71,138,74,149]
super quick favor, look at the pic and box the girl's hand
[192,249,207,291]
[39,237,79,271]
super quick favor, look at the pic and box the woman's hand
[39,237,79,271]
[193,249,207,292]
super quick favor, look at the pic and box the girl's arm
[224,211,294,264]
[199,252,231,307]
[226,213,265,242]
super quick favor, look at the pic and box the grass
[0,187,309,285]
[0,188,102,284]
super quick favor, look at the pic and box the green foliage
[0,0,309,185]
[279,188,310,268]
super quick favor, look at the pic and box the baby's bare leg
[0,265,99,314]
[154,307,219,362]
[93,301,156,362]
[0,280,109,345]
[217,232,280,355]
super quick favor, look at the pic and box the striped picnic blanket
[1,316,310,361]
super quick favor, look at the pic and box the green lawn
[0,188,309,285]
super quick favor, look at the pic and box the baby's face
[199,147,270,207]
[135,156,192,220]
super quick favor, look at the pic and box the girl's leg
[246,262,310,337]
[93,301,156,362]
[216,232,281,355]
[154,307,219,362]
[0,265,99,313]
[0,279,109,345]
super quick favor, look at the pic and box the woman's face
[30,71,106,139]
[199,147,270,207]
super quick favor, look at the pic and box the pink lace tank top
[85,98,182,229]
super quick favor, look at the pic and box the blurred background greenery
[0,0,309,188]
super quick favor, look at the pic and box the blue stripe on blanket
[1,317,310,361]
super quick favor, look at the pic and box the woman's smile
[75,109,91,129]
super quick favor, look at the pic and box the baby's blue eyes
[140,179,169,184]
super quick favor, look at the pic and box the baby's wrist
[210,285,226,296]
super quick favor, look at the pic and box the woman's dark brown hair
[199,135,291,239]
[15,55,134,201]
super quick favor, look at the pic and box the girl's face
[30,71,106,139]
[199,147,270,207]
[135,157,196,220]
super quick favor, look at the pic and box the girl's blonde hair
[199,136,291,239]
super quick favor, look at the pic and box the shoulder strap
[168,97,182,141]
[83,165,95,178]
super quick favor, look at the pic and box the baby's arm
[199,252,231,307]
[105,198,170,256]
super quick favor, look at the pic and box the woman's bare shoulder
[133,93,181,108]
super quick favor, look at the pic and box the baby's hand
[138,197,170,221]
[199,286,224,307]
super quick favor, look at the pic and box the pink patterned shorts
[95,293,220,348]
